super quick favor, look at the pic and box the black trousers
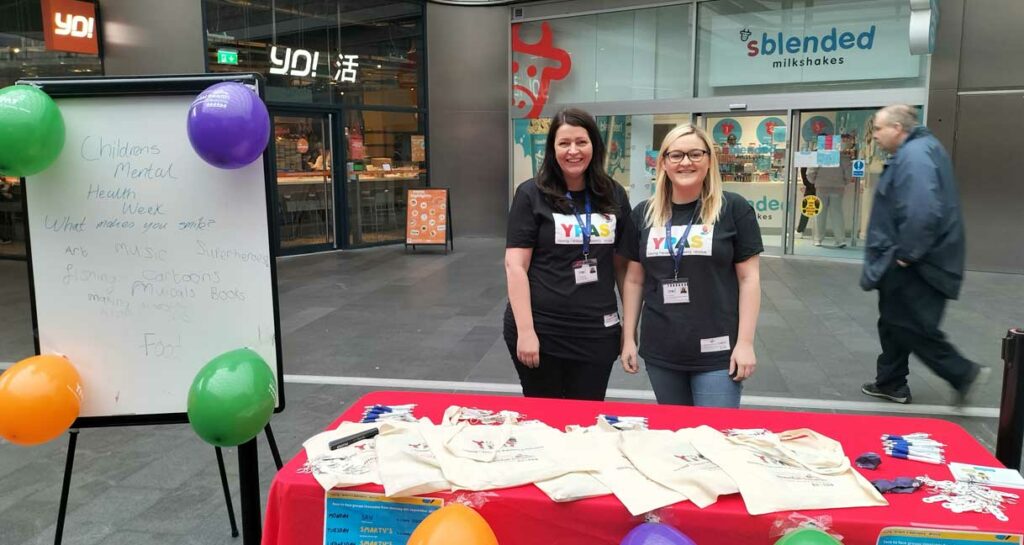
[508,348,614,401]
[875,266,976,392]
[797,184,816,233]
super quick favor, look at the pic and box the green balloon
[775,529,842,545]
[0,85,65,177]
[187,348,277,447]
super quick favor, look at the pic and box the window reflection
[203,0,423,108]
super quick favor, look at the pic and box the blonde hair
[644,124,724,229]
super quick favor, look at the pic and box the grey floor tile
[2,237,1023,545]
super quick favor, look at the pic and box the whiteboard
[24,86,281,423]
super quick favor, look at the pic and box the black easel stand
[238,438,261,545]
[53,430,78,545]
[55,424,284,545]
[215,446,240,538]
[996,328,1024,470]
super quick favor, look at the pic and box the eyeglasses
[664,149,709,164]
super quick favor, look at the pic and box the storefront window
[203,0,423,108]
[1,0,103,259]
[696,0,928,97]
[705,112,788,252]
[512,113,692,207]
[512,4,692,117]
[343,110,426,246]
[1,1,103,87]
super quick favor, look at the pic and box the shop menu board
[23,81,282,423]
[405,188,449,245]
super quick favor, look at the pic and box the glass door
[272,113,336,252]
[788,108,882,259]
[343,110,427,247]
[698,111,789,255]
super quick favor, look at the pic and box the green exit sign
[217,49,239,65]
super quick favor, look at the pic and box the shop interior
[272,110,427,250]
[274,114,336,249]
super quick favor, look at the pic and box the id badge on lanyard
[662,206,699,304]
[567,191,598,285]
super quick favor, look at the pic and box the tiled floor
[1,236,1022,545]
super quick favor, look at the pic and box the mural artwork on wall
[511,22,572,119]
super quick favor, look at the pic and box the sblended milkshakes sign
[708,3,922,87]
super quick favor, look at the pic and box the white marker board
[21,75,283,425]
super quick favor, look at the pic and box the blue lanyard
[665,205,700,280]
[566,191,592,258]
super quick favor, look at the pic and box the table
[262,391,1023,545]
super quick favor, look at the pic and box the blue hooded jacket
[860,126,966,299]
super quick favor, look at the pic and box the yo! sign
[42,0,99,55]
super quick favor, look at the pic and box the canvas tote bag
[619,426,739,508]
[569,421,686,515]
[422,406,596,491]
[302,422,383,490]
[533,425,612,502]
[374,419,452,497]
[691,427,887,515]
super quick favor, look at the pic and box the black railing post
[996,328,1024,469]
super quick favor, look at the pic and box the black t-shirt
[504,179,632,361]
[620,191,763,371]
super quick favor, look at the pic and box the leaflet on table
[949,462,1024,490]
[875,527,1022,545]
[323,490,442,545]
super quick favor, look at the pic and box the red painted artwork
[512,22,572,119]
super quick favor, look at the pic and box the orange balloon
[408,504,498,545]
[0,354,82,446]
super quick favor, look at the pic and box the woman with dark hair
[504,108,632,400]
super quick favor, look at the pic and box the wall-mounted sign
[217,49,239,65]
[712,118,743,144]
[269,46,359,83]
[756,117,786,144]
[707,1,921,87]
[802,116,834,141]
[42,0,99,55]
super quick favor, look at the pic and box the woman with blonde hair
[619,124,763,407]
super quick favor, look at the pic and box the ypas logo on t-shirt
[553,214,617,245]
[645,225,714,257]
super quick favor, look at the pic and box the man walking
[860,105,988,405]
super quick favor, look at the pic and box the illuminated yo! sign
[42,0,99,55]
[269,46,359,83]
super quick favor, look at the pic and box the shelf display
[715,142,787,183]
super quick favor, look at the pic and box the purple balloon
[187,82,270,169]
[621,523,697,545]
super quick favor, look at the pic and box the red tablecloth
[262,391,1023,545]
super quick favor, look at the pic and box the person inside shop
[504,107,633,401]
[795,166,815,238]
[619,124,763,407]
[307,147,331,171]
[808,133,852,248]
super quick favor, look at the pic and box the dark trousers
[509,349,614,401]
[797,184,816,232]
[875,266,976,392]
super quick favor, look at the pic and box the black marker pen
[328,427,379,450]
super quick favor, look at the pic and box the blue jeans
[645,360,742,408]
